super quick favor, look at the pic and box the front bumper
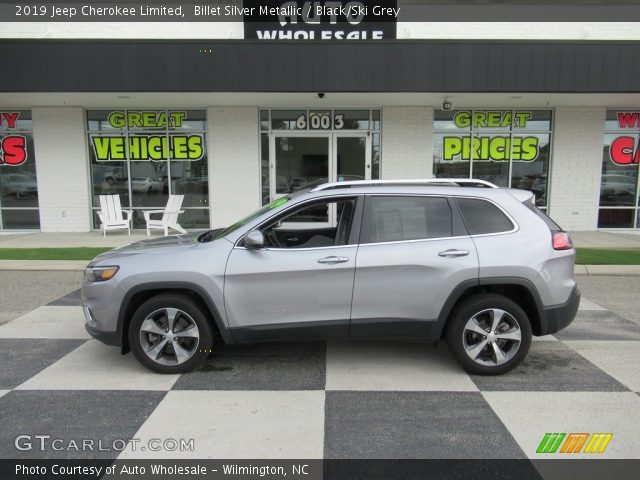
[85,323,121,346]
[81,278,125,347]
[539,286,581,336]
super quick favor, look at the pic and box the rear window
[456,198,514,235]
[523,201,562,231]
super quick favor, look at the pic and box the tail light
[552,232,573,250]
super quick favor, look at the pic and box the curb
[0,260,88,271]
[574,264,640,276]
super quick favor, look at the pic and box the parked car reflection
[131,176,165,194]
[600,173,637,206]
[1,173,37,199]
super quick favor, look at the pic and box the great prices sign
[90,110,204,161]
[443,111,540,162]
[0,112,27,166]
[609,112,640,165]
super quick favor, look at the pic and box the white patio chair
[143,194,187,236]
[97,195,132,236]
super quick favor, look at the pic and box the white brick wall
[381,107,433,179]
[32,107,91,232]
[208,107,260,228]
[548,107,606,231]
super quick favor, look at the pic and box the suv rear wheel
[445,294,532,375]
[129,294,213,374]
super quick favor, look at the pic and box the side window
[456,198,515,235]
[367,196,453,243]
[260,197,356,249]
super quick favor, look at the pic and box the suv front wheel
[129,294,213,374]
[445,294,532,375]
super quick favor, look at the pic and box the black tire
[445,294,532,375]
[128,293,213,374]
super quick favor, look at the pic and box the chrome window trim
[233,192,519,250]
[234,244,358,252]
[358,234,470,248]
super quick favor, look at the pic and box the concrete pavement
[570,230,640,249]
[2,278,640,462]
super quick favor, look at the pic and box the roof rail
[311,178,499,192]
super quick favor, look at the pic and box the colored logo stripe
[584,433,613,454]
[536,433,566,453]
[536,433,613,454]
[560,433,589,453]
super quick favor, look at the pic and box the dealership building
[1,1,640,233]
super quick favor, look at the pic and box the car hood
[89,232,203,264]
[122,232,201,250]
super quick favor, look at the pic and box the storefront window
[87,110,209,229]
[433,110,552,209]
[0,110,40,229]
[598,111,640,228]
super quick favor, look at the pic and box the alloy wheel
[139,307,200,366]
[462,308,522,367]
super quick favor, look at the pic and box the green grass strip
[0,247,112,261]
[575,248,640,265]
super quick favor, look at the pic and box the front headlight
[84,266,119,283]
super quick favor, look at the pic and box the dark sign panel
[243,0,397,41]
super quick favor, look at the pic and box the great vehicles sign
[243,0,398,41]
[90,110,204,161]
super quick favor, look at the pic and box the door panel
[224,246,357,336]
[351,238,479,337]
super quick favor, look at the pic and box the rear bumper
[538,286,581,336]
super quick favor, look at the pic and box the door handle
[438,249,470,258]
[317,256,349,264]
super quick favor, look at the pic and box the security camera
[317,92,325,99]
[442,100,452,111]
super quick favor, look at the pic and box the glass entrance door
[334,133,371,183]
[270,134,330,199]
[269,132,370,202]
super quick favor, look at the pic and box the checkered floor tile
[0,292,638,460]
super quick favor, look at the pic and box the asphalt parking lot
[0,271,639,463]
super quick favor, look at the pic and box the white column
[381,106,433,179]
[32,107,91,232]
[207,107,260,228]
[548,107,606,231]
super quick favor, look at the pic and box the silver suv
[82,179,580,375]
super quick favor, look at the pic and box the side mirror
[244,230,265,249]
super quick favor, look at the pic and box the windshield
[199,197,290,242]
